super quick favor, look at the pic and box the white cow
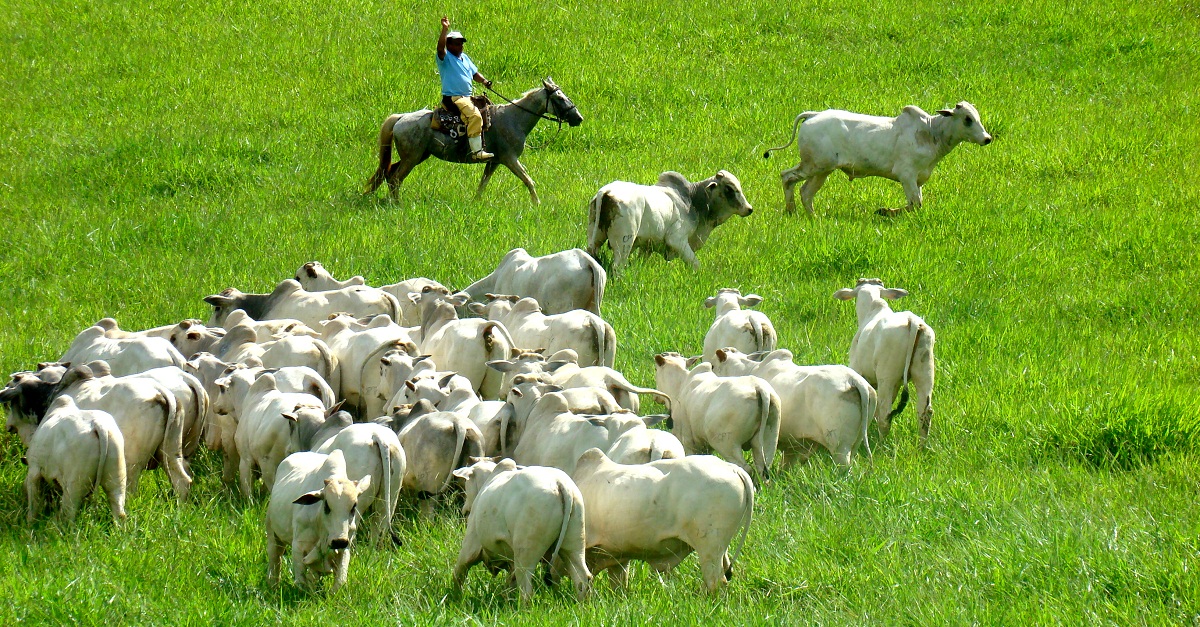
[702,289,777,364]
[653,352,780,482]
[408,288,515,400]
[286,410,406,547]
[60,325,186,377]
[23,395,127,524]
[487,350,668,413]
[381,278,450,327]
[470,295,616,368]
[571,449,754,593]
[212,324,339,393]
[165,319,226,359]
[294,261,366,291]
[365,349,437,420]
[712,348,875,467]
[94,317,177,340]
[320,314,416,414]
[834,278,935,447]
[214,373,331,497]
[266,449,370,593]
[451,458,591,603]
[587,170,753,272]
[764,101,992,216]
[460,248,606,316]
[204,279,400,329]
[394,406,484,516]
[222,309,320,342]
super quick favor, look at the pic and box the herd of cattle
[1,244,937,600]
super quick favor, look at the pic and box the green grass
[2,0,1199,623]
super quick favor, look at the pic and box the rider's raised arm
[437,16,449,60]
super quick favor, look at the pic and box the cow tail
[753,385,780,482]
[440,420,467,494]
[763,111,817,158]
[314,340,338,399]
[358,340,405,417]
[364,114,402,194]
[159,384,191,483]
[727,465,755,580]
[382,291,402,323]
[852,375,875,463]
[93,424,110,495]
[184,374,208,457]
[550,479,574,562]
[751,318,765,353]
[889,318,921,420]
[587,253,606,316]
[589,318,606,368]
[374,431,395,542]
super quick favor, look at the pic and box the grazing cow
[2,366,70,445]
[129,365,209,459]
[460,248,606,316]
[294,261,366,291]
[204,279,400,329]
[266,449,370,593]
[764,101,992,216]
[408,288,515,400]
[60,325,186,377]
[394,404,484,516]
[712,348,875,467]
[470,295,616,368]
[653,353,780,482]
[286,410,406,547]
[451,458,591,603]
[213,373,332,497]
[23,395,127,524]
[833,279,935,447]
[702,289,777,364]
[54,364,191,500]
[587,170,753,272]
[487,350,668,413]
[222,309,320,342]
[571,449,754,593]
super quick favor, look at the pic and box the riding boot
[469,136,494,161]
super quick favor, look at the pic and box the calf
[587,170,753,272]
[451,458,591,603]
[266,449,370,593]
[24,395,127,524]
[461,248,605,316]
[834,278,935,447]
[470,295,616,367]
[712,348,874,467]
[764,102,992,216]
[653,352,780,482]
[572,449,754,593]
[702,289,777,364]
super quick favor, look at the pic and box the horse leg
[386,154,428,201]
[502,159,540,206]
[474,161,501,201]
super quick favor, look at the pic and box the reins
[484,84,574,130]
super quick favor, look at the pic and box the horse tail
[364,114,402,194]
[763,111,818,159]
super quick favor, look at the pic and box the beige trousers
[450,96,484,137]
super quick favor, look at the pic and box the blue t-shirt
[437,51,478,97]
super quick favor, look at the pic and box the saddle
[431,94,493,137]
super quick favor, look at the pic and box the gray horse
[364,78,582,205]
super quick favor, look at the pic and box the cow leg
[163,450,192,503]
[502,159,540,206]
[24,469,45,524]
[879,176,921,217]
[779,163,808,214]
[799,172,830,216]
[266,530,284,587]
[714,440,756,480]
[59,479,87,524]
[666,233,700,269]
[105,476,127,522]
[239,456,255,499]
[513,552,538,605]
[608,222,637,274]
[874,379,899,443]
[911,328,936,449]
[125,462,144,499]
[697,547,729,594]
[452,538,483,590]
[291,541,311,592]
[221,446,239,485]
[473,161,501,201]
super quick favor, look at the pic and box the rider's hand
[484,79,493,89]
[441,16,450,30]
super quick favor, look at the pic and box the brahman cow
[460,248,606,316]
[653,352,779,482]
[60,324,186,377]
[266,449,370,593]
[487,350,668,413]
[221,309,320,342]
[834,278,935,447]
[451,458,591,603]
[23,395,127,524]
[294,261,366,291]
[764,101,992,216]
[571,448,754,593]
[587,170,753,272]
[702,289,777,364]
[204,279,400,329]
[712,348,874,467]
[392,403,484,516]
[320,313,416,415]
[470,295,616,368]
[407,287,515,400]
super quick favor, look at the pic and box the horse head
[543,77,583,127]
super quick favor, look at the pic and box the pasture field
[2,0,1199,623]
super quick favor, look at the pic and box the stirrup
[472,150,495,161]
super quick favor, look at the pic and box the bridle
[485,83,577,128]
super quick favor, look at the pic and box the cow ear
[452,467,473,480]
[741,295,764,307]
[448,293,470,307]
[438,373,457,388]
[936,109,954,117]
[715,349,728,363]
[833,288,856,301]
[407,292,421,304]
[405,379,417,391]
[510,387,524,398]
[642,414,669,428]
[654,354,667,367]
[325,400,346,417]
[293,490,324,505]
[702,296,716,309]
[487,360,515,372]
[356,475,372,494]
[204,295,234,307]
[705,181,717,192]
[186,331,202,341]
[685,356,702,368]
[467,303,486,315]
[880,288,908,300]
[282,411,298,422]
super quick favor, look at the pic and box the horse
[364,78,582,205]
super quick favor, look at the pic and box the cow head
[292,450,370,557]
[834,278,909,322]
[452,457,515,514]
[2,370,60,445]
[703,288,764,316]
[283,401,346,453]
[703,170,753,224]
[935,102,992,146]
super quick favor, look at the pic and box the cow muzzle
[982,135,993,145]
[330,538,350,550]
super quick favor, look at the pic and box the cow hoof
[876,208,900,217]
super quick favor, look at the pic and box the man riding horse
[437,17,493,161]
